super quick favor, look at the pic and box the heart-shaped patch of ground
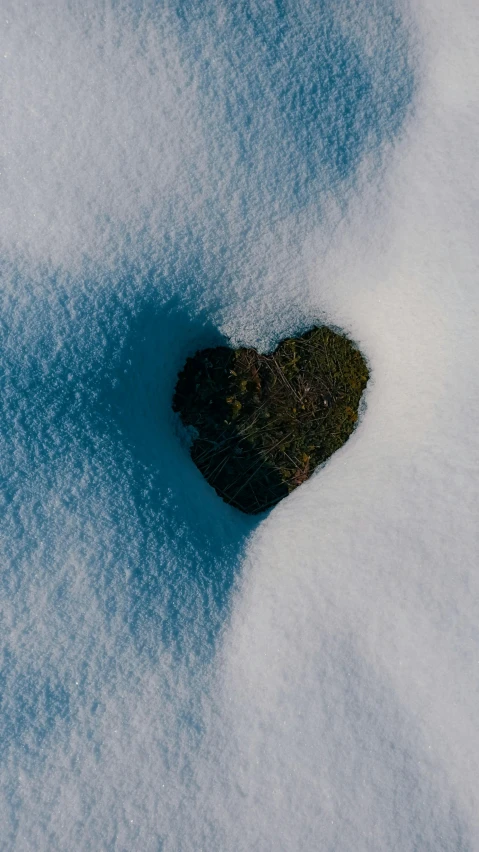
[173,326,369,514]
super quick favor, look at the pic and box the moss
[173,326,369,514]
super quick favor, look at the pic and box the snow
[0,0,478,849]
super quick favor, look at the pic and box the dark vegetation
[173,326,369,514]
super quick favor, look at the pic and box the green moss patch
[173,326,369,514]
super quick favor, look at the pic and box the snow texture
[0,0,478,849]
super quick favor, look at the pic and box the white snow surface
[0,0,478,850]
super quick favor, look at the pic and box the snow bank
[0,0,477,849]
